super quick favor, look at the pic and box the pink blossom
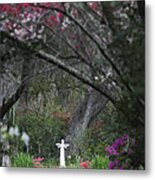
[33,157,44,162]
[33,161,40,165]
[57,13,64,19]
[23,3,29,8]
[80,161,92,168]
[50,16,58,24]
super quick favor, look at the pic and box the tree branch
[37,4,145,108]
[36,50,115,104]
[1,30,115,113]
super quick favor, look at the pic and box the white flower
[67,155,71,159]
[112,81,116,86]
[100,75,105,82]
[94,76,99,80]
[37,35,42,39]
[8,126,20,137]
[13,23,17,28]
[14,126,19,137]
[21,132,30,146]
[9,127,14,136]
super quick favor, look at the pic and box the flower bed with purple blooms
[105,134,136,169]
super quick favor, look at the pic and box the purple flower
[112,143,118,149]
[128,148,133,155]
[109,162,114,169]
[113,150,119,155]
[106,146,114,155]
[122,134,129,141]
[114,159,120,165]
[115,138,124,146]
[105,134,136,170]
[105,146,110,152]
[115,138,120,144]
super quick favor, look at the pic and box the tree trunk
[20,57,35,107]
[0,58,34,120]
[66,87,108,155]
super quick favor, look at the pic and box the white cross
[56,139,69,168]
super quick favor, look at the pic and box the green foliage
[67,155,109,169]
[12,153,34,167]
[42,158,59,168]
[67,156,81,169]
[91,155,109,169]
[16,110,68,158]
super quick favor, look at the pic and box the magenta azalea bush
[105,134,136,169]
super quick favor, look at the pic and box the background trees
[0,1,145,169]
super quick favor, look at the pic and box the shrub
[33,157,44,168]
[12,153,34,167]
[16,109,68,158]
[105,134,136,169]
[91,155,109,169]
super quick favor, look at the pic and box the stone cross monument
[56,139,69,168]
